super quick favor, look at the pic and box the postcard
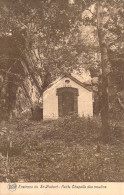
[0,0,124,195]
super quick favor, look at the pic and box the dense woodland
[0,0,124,182]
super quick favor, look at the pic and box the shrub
[43,114,101,144]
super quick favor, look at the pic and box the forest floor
[0,116,124,182]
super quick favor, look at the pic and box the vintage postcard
[0,0,124,195]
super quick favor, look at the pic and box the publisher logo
[8,183,17,191]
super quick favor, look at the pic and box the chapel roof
[43,73,92,92]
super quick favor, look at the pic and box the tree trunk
[96,0,110,140]
[21,53,43,95]
[0,68,12,121]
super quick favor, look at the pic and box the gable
[43,74,92,94]
[67,74,92,91]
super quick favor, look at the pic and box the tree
[80,0,124,141]
[0,0,124,125]
[96,0,110,138]
[0,0,84,119]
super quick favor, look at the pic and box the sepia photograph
[0,0,124,185]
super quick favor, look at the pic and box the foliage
[0,0,124,119]
[43,113,101,143]
[0,115,124,182]
[0,0,87,118]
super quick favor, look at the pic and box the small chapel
[43,73,93,120]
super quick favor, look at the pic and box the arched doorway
[56,87,79,117]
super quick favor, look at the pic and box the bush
[43,114,101,144]
[0,138,23,157]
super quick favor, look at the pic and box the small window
[65,80,70,84]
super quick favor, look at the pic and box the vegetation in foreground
[0,114,124,182]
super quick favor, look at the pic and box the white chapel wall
[43,77,93,120]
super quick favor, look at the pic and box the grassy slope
[0,116,124,182]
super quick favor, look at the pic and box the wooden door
[61,92,74,116]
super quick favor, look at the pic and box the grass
[0,114,124,182]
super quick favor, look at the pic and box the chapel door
[61,92,74,116]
